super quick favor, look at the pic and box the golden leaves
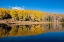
[0,8,45,21]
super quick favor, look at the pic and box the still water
[0,23,64,42]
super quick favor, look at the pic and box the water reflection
[0,23,64,38]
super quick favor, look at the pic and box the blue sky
[0,0,64,14]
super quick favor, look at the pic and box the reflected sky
[0,23,64,42]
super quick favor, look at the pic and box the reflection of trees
[0,24,45,38]
[61,23,64,28]
[0,28,5,37]
[17,25,45,36]
[44,23,63,32]
[0,23,64,38]
[9,26,18,36]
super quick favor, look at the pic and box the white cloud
[11,6,25,10]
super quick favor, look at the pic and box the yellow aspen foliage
[0,8,6,19]
[0,8,45,21]
[10,10,18,20]
[0,9,3,19]
[17,10,23,20]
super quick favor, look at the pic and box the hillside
[0,8,64,23]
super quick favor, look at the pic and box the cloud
[11,6,25,10]
[9,6,25,10]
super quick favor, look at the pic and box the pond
[0,23,64,42]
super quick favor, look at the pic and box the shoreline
[0,20,64,24]
[0,20,64,26]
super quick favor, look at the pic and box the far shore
[0,20,64,25]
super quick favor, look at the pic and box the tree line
[0,8,64,22]
[0,8,44,22]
